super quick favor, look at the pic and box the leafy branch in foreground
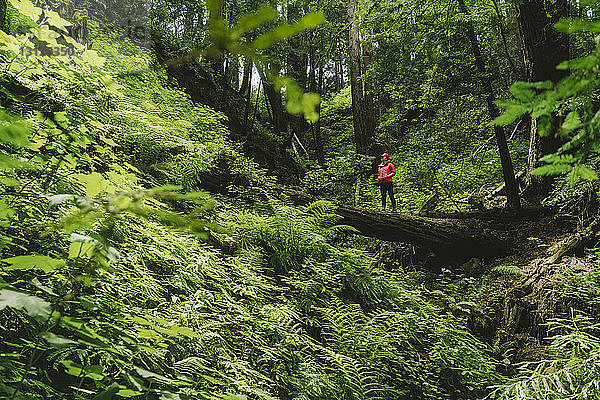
[493,18,600,184]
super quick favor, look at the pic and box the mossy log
[335,206,505,257]
[273,186,555,257]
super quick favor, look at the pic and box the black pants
[380,181,396,210]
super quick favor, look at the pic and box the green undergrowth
[0,4,504,398]
[3,1,600,399]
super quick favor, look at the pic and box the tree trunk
[335,206,506,257]
[362,37,376,137]
[458,0,520,209]
[287,1,308,90]
[315,66,325,165]
[226,54,240,89]
[334,61,341,92]
[208,0,225,77]
[309,34,325,165]
[242,62,253,132]
[240,59,252,95]
[517,0,569,200]
[348,0,372,154]
[257,67,287,133]
[56,3,89,47]
[275,186,515,259]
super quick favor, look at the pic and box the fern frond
[490,264,525,276]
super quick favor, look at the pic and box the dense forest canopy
[2,0,600,399]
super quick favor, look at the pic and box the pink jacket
[378,161,396,183]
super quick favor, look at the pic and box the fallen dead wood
[335,206,505,257]
[501,216,600,338]
[514,216,600,297]
[275,186,520,258]
[424,206,557,221]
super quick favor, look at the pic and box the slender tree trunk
[242,62,253,132]
[458,0,520,209]
[287,1,308,90]
[56,3,89,47]
[257,67,287,132]
[227,54,240,89]
[362,37,376,137]
[315,66,325,165]
[517,0,569,200]
[208,0,225,77]
[250,82,261,132]
[491,0,518,78]
[340,58,345,88]
[348,0,372,154]
[309,35,325,165]
[240,59,252,95]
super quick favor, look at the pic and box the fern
[490,264,525,276]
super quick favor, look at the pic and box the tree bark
[362,37,376,137]
[287,1,308,90]
[276,186,512,258]
[315,66,325,165]
[242,62,253,132]
[309,34,325,165]
[517,0,569,200]
[226,54,240,89]
[240,59,252,95]
[56,3,89,47]
[458,0,520,209]
[335,206,506,257]
[257,67,287,133]
[347,0,372,154]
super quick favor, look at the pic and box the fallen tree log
[274,186,514,257]
[335,206,506,258]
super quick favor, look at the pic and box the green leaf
[159,392,181,400]
[557,55,597,71]
[1,255,65,273]
[134,367,175,384]
[492,102,528,126]
[45,9,71,31]
[533,163,573,176]
[555,18,600,33]
[0,110,31,147]
[508,82,535,102]
[39,332,78,348]
[69,241,96,259]
[0,153,27,169]
[8,0,42,22]
[232,6,278,36]
[116,388,144,398]
[73,172,111,197]
[0,288,51,322]
[539,154,576,164]
[537,115,553,137]
[61,360,106,381]
[571,164,598,181]
[0,177,21,186]
[93,383,120,400]
[561,111,581,133]
[296,12,326,30]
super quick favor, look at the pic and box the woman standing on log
[378,153,397,212]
